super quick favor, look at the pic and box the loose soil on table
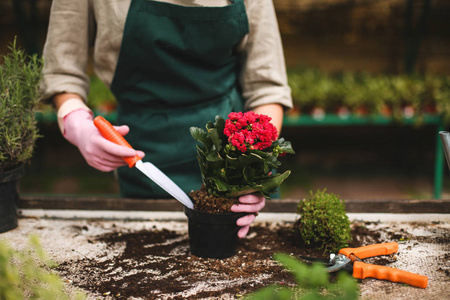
[56,222,389,299]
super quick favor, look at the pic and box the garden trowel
[93,116,194,209]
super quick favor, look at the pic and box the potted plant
[186,111,295,258]
[0,40,42,233]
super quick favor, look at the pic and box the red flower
[224,111,278,153]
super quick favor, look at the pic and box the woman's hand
[231,194,266,238]
[63,109,145,172]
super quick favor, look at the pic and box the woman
[42,0,292,237]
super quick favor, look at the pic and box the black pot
[0,165,25,233]
[184,206,247,259]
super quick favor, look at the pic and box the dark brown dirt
[56,222,387,299]
[189,184,239,214]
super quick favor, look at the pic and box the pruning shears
[301,242,428,288]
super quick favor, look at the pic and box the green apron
[110,0,249,198]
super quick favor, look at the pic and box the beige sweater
[42,0,292,124]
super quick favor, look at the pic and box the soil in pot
[188,184,239,214]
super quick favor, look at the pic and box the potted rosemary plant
[0,41,42,233]
[186,112,294,258]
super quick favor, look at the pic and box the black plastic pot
[184,206,247,259]
[0,165,25,233]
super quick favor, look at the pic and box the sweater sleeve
[42,0,95,103]
[239,0,293,111]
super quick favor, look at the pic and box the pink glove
[231,194,266,238]
[63,109,145,172]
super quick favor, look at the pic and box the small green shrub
[244,253,359,300]
[293,189,352,254]
[0,235,85,300]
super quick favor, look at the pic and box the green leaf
[273,253,310,286]
[278,139,295,154]
[208,127,222,152]
[213,168,228,181]
[308,263,330,287]
[213,178,229,192]
[196,144,207,156]
[190,127,210,146]
[260,170,291,195]
[206,152,222,162]
[238,152,264,167]
[214,115,226,135]
[205,120,215,131]
[244,285,292,300]
[331,272,360,300]
[243,165,256,183]
[225,154,240,168]
[226,185,261,198]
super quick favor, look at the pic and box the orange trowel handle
[353,261,428,288]
[93,116,141,168]
[339,242,398,260]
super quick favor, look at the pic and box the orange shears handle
[339,242,398,259]
[353,261,428,288]
[93,116,141,168]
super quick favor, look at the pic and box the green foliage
[190,115,295,198]
[294,190,352,254]
[244,253,359,300]
[0,40,42,172]
[288,67,450,123]
[87,74,116,110]
[0,236,85,300]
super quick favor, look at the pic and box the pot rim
[184,206,247,224]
